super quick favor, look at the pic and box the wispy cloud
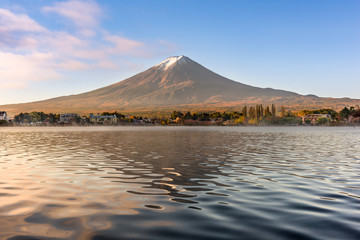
[105,34,144,54]
[0,0,176,91]
[42,0,102,29]
[57,60,91,71]
[0,9,46,33]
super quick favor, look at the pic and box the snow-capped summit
[156,55,190,70]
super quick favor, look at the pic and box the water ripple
[0,126,359,239]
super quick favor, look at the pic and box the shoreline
[1,124,358,128]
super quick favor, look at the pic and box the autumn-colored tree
[271,104,276,120]
[171,111,183,119]
[242,106,247,118]
[280,106,286,118]
[259,104,264,117]
[255,104,260,122]
[249,107,256,120]
[265,106,271,118]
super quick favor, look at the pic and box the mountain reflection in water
[0,126,359,240]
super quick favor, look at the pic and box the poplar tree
[265,106,271,117]
[242,106,247,118]
[271,104,276,117]
[281,106,286,118]
[259,104,264,117]
[249,107,255,120]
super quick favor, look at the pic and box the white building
[0,111,8,121]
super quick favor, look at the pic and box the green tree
[317,117,330,125]
[171,111,183,119]
[210,112,222,119]
[0,120,8,126]
[354,105,360,117]
[340,107,350,120]
[184,111,192,119]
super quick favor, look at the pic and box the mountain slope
[1,56,359,115]
[77,56,299,106]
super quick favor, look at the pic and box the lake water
[0,126,359,240]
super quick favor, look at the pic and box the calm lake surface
[0,126,359,240]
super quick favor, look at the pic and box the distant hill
[1,56,359,116]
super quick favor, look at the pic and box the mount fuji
[1,56,359,115]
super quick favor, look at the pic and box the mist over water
[0,126,359,240]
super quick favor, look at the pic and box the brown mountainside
[1,56,359,116]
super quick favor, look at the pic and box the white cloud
[79,29,96,38]
[42,0,102,29]
[42,31,88,57]
[18,37,39,49]
[57,60,91,70]
[0,52,60,89]
[0,8,46,33]
[105,34,144,54]
[0,1,176,90]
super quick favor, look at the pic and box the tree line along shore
[1,105,359,127]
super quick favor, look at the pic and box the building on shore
[0,111,8,121]
[59,113,79,124]
[302,114,331,125]
[89,113,118,124]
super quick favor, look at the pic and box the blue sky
[0,0,359,104]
